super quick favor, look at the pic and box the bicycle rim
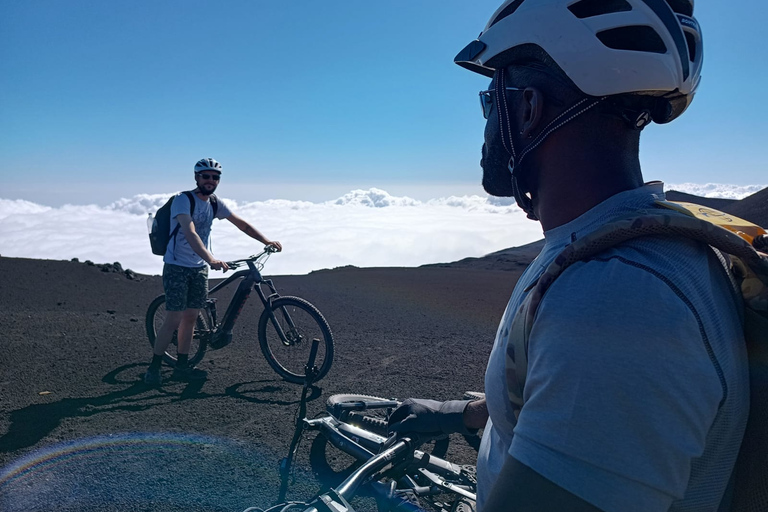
[258,296,334,384]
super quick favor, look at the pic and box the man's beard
[480,142,515,197]
[197,183,218,196]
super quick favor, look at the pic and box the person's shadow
[0,363,321,453]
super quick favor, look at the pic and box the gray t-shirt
[476,182,749,511]
[163,192,232,267]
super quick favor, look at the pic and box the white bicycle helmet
[455,0,702,123]
[194,158,223,173]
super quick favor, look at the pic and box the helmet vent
[568,0,632,19]
[666,0,693,17]
[684,31,696,62]
[489,0,526,29]
[596,26,667,54]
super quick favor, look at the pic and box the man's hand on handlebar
[387,398,478,437]
[265,241,282,252]
[209,259,229,272]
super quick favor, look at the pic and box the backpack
[505,201,768,511]
[148,191,218,256]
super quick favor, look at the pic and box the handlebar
[224,245,279,271]
[302,437,417,512]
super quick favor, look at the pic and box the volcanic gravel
[0,256,524,512]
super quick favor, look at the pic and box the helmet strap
[497,67,607,220]
[495,70,537,219]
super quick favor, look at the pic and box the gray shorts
[163,263,209,311]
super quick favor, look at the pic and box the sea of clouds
[0,183,763,276]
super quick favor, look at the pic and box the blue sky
[2,1,766,207]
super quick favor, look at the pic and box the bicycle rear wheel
[145,295,209,367]
[258,296,334,384]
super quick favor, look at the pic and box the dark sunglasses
[479,86,523,119]
[198,173,220,181]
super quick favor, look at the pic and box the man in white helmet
[389,1,748,510]
[144,158,282,385]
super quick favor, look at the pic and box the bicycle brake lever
[381,433,399,451]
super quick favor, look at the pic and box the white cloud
[3,184,763,276]
[0,189,543,276]
[666,183,765,199]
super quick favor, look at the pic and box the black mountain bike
[145,246,334,383]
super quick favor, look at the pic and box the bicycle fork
[270,306,303,347]
[260,279,303,347]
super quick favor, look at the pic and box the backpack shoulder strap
[183,190,196,216]
[168,191,197,256]
[505,206,768,409]
[210,193,218,217]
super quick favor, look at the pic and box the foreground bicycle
[249,432,476,512]
[305,394,477,512]
[260,349,477,512]
[145,246,334,383]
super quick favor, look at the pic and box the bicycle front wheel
[258,296,334,384]
[146,295,208,367]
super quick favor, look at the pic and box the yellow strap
[656,200,767,245]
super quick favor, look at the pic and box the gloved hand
[387,398,477,436]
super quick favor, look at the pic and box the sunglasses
[198,173,220,181]
[479,87,523,119]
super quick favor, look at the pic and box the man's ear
[520,87,544,139]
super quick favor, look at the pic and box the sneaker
[171,366,208,382]
[144,367,162,386]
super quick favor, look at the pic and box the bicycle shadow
[0,363,322,453]
[225,381,322,405]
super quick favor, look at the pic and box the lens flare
[0,432,277,511]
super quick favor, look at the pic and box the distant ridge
[424,239,545,272]
[722,186,768,227]
[664,190,737,211]
[433,187,767,271]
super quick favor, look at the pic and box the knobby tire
[326,394,397,436]
[258,296,334,384]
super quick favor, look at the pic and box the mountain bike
[267,349,477,512]
[249,432,476,512]
[145,246,334,383]
[306,394,477,512]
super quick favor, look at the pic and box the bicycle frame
[204,252,299,348]
[248,438,423,512]
[304,437,420,512]
[304,415,477,504]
